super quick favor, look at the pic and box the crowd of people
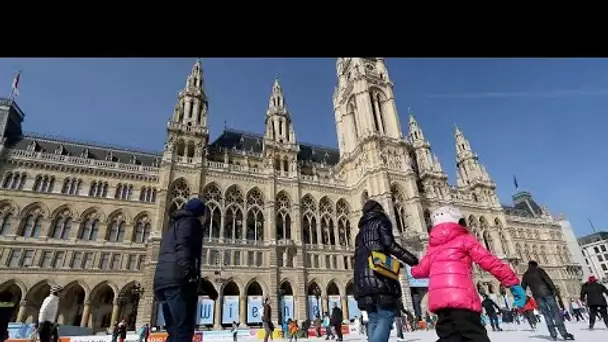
[1,197,607,342]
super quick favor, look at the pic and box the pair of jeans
[487,314,500,331]
[366,303,395,342]
[535,295,568,339]
[155,284,198,342]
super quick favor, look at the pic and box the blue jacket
[153,204,204,291]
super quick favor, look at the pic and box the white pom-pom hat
[430,206,463,226]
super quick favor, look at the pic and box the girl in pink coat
[411,206,526,342]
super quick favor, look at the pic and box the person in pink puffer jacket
[411,206,526,342]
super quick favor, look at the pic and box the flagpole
[588,218,597,233]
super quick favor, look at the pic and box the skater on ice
[410,206,527,342]
[521,260,575,340]
[353,199,420,342]
[580,275,608,330]
[481,294,503,332]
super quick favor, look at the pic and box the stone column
[213,299,222,328]
[110,300,121,327]
[16,301,27,323]
[321,296,328,314]
[135,238,160,329]
[341,297,348,321]
[399,271,414,313]
[315,215,322,245]
[239,295,247,327]
[80,300,91,327]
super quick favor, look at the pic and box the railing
[7,149,160,174]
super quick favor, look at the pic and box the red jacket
[411,222,520,313]
[518,297,537,313]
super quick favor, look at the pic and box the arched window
[79,212,101,241]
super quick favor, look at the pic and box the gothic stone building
[0,58,583,332]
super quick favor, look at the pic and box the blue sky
[1,58,606,237]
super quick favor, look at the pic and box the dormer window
[105,152,114,161]
[152,158,160,167]
[130,155,137,164]
[81,148,89,158]
[27,141,37,152]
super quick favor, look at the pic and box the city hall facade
[0,58,584,332]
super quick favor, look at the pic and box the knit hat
[430,206,463,226]
[589,275,597,283]
[362,200,384,214]
[183,198,206,217]
[50,284,63,294]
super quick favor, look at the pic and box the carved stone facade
[0,58,583,332]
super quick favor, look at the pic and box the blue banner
[347,295,360,320]
[307,295,321,320]
[406,265,429,287]
[327,295,341,313]
[156,302,165,326]
[198,297,215,325]
[247,296,263,323]
[7,323,35,340]
[222,295,240,324]
[280,295,294,321]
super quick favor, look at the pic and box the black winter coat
[580,281,608,307]
[153,210,203,291]
[482,298,501,315]
[330,307,343,326]
[521,266,556,298]
[353,209,419,310]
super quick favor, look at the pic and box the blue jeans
[155,284,198,342]
[536,295,568,338]
[366,304,395,342]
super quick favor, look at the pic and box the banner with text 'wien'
[222,296,240,324]
[247,296,263,324]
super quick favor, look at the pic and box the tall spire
[185,59,204,92]
[408,111,425,143]
[264,79,295,144]
[267,78,287,116]
[170,59,208,131]
[454,125,493,186]
[454,125,473,157]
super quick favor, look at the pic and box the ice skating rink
[241,321,605,341]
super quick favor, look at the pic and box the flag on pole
[10,70,21,99]
[513,175,519,189]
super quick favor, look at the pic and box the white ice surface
[238,321,607,341]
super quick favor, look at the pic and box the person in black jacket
[481,295,502,332]
[580,275,608,330]
[521,261,574,341]
[153,198,207,342]
[354,200,419,342]
[330,303,343,341]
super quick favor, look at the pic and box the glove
[510,285,526,308]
